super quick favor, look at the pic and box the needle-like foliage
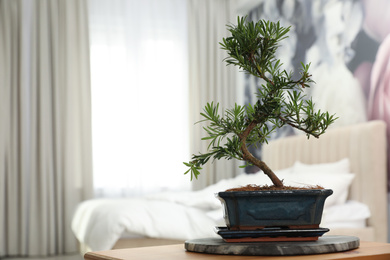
[184,17,337,187]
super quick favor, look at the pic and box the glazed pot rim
[217,188,333,197]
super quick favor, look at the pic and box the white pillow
[145,168,292,210]
[150,165,351,210]
[278,172,355,208]
[292,158,350,174]
[322,200,370,223]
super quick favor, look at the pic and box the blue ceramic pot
[216,189,333,230]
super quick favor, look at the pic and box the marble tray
[185,236,360,256]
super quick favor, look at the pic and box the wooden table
[84,241,390,260]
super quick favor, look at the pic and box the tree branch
[277,115,321,138]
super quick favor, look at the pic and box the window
[88,0,190,197]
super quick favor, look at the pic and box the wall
[238,0,390,190]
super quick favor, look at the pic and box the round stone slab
[185,235,359,256]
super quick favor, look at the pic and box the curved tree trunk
[239,121,284,188]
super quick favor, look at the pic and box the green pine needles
[184,17,337,188]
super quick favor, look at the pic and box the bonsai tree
[184,17,337,189]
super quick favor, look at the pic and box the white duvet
[72,167,370,252]
[71,198,219,251]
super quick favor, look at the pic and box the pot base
[215,226,329,243]
[229,224,320,231]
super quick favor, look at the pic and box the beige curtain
[187,0,239,190]
[0,0,93,257]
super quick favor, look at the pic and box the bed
[72,120,388,254]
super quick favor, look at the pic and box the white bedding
[72,161,371,252]
[71,196,369,252]
[71,198,218,251]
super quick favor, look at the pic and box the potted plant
[184,17,337,242]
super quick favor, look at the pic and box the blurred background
[1,0,389,258]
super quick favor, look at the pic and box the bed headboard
[262,120,388,242]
